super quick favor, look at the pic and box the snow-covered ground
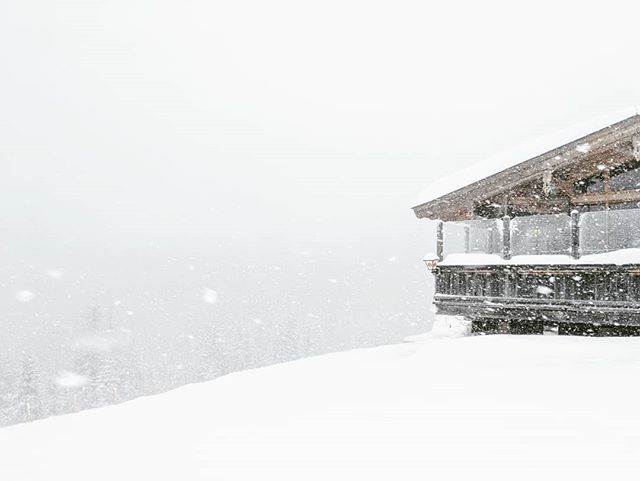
[2,317,640,481]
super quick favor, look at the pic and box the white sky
[2,0,640,331]
[3,1,640,228]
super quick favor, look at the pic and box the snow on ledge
[436,248,640,266]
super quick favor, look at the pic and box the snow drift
[1,317,640,481]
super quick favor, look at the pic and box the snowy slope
[2,318,640,481]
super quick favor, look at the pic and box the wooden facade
[413,115,640,335]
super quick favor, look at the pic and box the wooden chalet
[413,114,640,335]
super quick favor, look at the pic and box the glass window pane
[511,214,571,256]
[443,222,466,257]
[469,219,502,254]
[443,219,501,257]
[610,167,640,191]
[581,208,640,254]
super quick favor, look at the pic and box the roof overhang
[413,114,640,221]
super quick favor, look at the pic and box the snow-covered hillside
[2,319,640,481]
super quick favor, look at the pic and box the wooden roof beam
[508,196,569,208]
[571,190,640,205]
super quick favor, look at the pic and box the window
[610,165,640,191]
[511,214,571,255]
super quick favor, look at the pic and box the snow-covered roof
[413,109,640,220]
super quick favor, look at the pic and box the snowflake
[15,290,35,302]
[576,143,591,153]
[202,288,218,304]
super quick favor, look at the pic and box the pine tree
[18,356,43,422]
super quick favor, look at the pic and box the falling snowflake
[576,143,591,153]
[47,270,63,279]
[202,288,218,304]
[15,290,35,302]
[55,371,87,388]
[536,286,554,296]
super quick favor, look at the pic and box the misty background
[2,0,640,425]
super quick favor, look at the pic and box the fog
[3,0,640,424]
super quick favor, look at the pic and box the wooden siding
[433,264,640,326]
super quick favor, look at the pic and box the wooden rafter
[571,190,640,205]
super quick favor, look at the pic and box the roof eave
[413,114,640,221]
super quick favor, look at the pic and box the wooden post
[503,267,513,298]
[570,209,580,259]
[603,169,611,212]
[502,215,511,260]
[464,225,470,253]
[436,221,444,261]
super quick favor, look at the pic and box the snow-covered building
[414,114,640,335]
